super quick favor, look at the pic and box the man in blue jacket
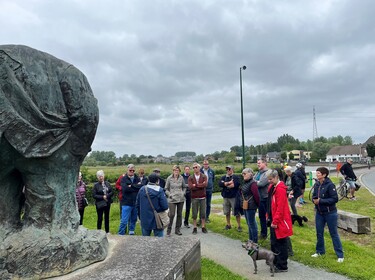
[118,164,142,235]
[136,173,168,237]
[201,160,215,223]
[219,165,242,231]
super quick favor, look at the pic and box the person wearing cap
[75,172,87,225]
[153,168,166,190]
[254,158,269,238]
[219,165,242,231]
[188,163,208,234]
[240,168,260,243]
[165,165,187,236]
[200,160,215,223]
[135,173,168,237]
[118,164,142,235]
[311,167,344,262]
[295,162,307,204]
[339,158,358,200]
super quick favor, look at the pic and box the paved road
[361,168,375,195]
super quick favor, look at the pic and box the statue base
[0,227,108,279]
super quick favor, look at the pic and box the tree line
[83,134,356,166]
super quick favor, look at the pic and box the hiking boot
[237,226,243,232]
[192,228,197,235]
[202,227,208,234]
[184,221,190,228]
[274,267,288,273]
[175,229,182,236]
[224,225,232,230]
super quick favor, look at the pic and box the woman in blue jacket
[136,173,168,237]
[311,167,344,262]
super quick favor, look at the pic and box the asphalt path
[360,168,375,195]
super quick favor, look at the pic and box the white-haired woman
[93,170,113,233]
[240,168,260,243]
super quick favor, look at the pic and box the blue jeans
[141,228,164,237]
[244,209,258,243]
[118,205,138,235]
[315,210,344,258]
[258,199,268,237]
[206,190,213,219]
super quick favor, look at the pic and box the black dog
[291,214,308,226]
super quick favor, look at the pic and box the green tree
[367,143,375,159]
[288,152,294,160]
[280,152,287,161]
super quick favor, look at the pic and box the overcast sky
[1,0,375,157]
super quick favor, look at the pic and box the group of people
[75,158,352,273]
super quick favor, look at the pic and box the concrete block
[337,210,371,234]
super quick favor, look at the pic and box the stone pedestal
[51,235,201,280]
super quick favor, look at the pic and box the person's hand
[103,195,107,201]
[271,223,277,228]
[313,198,320,205]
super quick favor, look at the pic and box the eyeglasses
[242,173,248,175]
[193,166,199,169]
[129,170,135,172]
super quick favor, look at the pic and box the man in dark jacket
[340,158,358,200]
[182,166,191,228]
[118,164,142,235]
[219,165,242,231]
[136,173,168,237]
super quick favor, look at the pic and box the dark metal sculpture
[0,45,107,279]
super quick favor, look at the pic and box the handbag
[146,186,170,229]
[242,193,253,210]
[96,200,107,209]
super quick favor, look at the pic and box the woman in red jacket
[267,169,293,273]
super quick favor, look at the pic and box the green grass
[201,258,247,280]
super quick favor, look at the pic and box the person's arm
[219,176,226,189]
[251,182,260,206]
[106,182,113,200]
[188,176,198,191]
[115,176,123,192]
[197,175,208,188]
[159,189,169,211]
[271,187,288,227]
[164,176,171,197]
[319,182,338,205]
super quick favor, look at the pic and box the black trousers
[184,191,192,224]
[96,204,111,233]
[270,227,289,270]
[78,208,85,225]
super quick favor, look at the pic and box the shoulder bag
[242,192,253,210]
[145,186,170,229]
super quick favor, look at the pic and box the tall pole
[240,66,246,170]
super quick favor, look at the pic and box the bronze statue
[0,45,107,279]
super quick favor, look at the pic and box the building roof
[327,145,363,155]
[363,135,375,146]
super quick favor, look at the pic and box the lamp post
[240,65,246,170]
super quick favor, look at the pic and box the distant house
[326,145,366,163]
[363,135,375,146]
[286,150,311,161]
[266,152,280,162]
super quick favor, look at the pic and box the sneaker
[311,253,320,258]
[350,197,357,201]
[129,231,135,235]
[184,222,190,228]
[237,226,243,232]
[337,258,344,263]
[202,227,208,234]
[192,228,197,235]
[224,225,232,230]
[175,229,182,236]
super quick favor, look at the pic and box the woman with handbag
[240,168,260,243]
[75,172,87,225]
[136,173,169,237]
[165,165,187,236]
[92,170,113,233]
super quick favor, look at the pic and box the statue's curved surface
[0,45,107,279]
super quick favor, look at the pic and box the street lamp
[240,65,246,169]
